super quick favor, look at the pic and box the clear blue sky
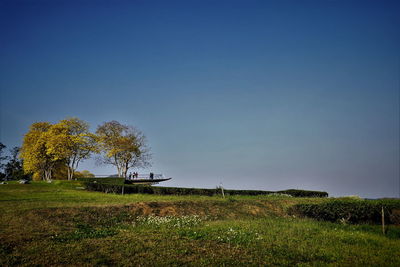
[0,0,399,198]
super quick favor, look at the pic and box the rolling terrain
[0,181,399,266]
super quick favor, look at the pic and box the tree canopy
[20,122,55,181]
[20,118,97,181]
[18,118,151,180]
[96,121,151,178]
[4,147,27,180]
[0,142,7,178]
[46,118,97,180]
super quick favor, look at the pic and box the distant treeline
[79,177,329,198]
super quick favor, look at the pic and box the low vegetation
[290,199,400,225]
[0,181,399,266]
[80,177,329,197]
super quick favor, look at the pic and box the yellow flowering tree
[46,118,97,180]
[20,122,56,181]
[74,170,95,178]
[21,118,97,181]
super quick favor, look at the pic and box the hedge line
[276,189,328,198]
[289,199,400,224]
[77,177,125,185]
[83,181,328,198]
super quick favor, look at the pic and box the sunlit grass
[0,181,322,213]
[0,181,399,266]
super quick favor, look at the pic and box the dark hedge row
[77,177,125,185]
[289,199,400,224]
[83,181,328,198]
[277,189,328,198]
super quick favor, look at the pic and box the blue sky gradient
[0,0,399,198]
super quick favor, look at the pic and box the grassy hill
[0,181,399,266]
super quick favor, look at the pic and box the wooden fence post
[381,206,385,235]
[220,182,225,198]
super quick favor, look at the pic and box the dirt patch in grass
[23,199,287,227]
[0,200,284,266]
[0,199,288,246]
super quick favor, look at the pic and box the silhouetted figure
[150,172,154,179]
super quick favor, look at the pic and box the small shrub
[289,199,400,224]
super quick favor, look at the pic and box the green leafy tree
[96,121,151,178]
[0,142,8,178]
[4,147,29,180]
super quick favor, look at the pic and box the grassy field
[0,181,399,266]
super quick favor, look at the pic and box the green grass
[0,181,225,212]
[0,181,399,266]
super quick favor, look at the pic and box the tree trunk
[44,169,52,181]
[114,156,122,177]
[67,166,75,180]
[123,161,129,179]
[121,162,128,178]
[67,167,72,180]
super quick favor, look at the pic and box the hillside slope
[0,181,399,266]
